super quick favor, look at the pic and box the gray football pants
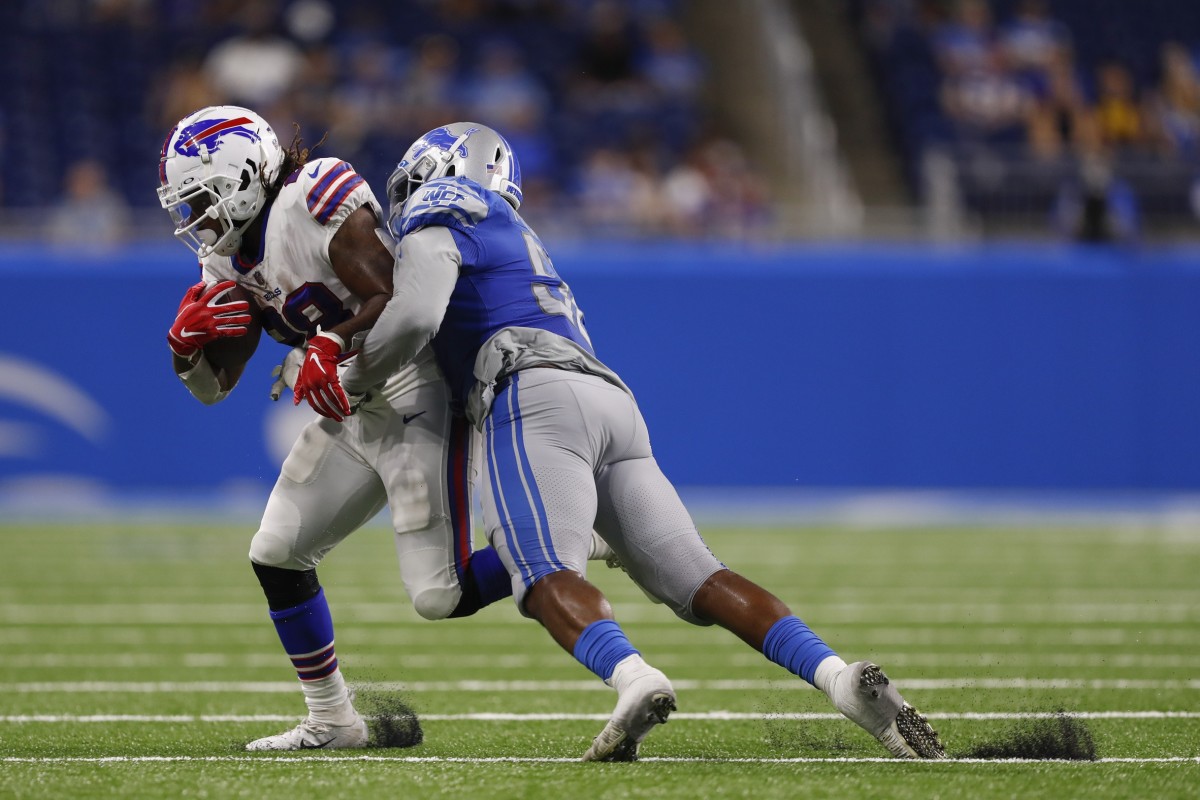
[248,377,477,621]
[480,368,724,623]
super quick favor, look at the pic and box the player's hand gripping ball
[168,280,254,361]
[200,283,262,370]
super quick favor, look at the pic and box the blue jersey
[397,176,594,410]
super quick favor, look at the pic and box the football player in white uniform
[157,106,520,751]
[339,123,946,761]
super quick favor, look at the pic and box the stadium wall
[2,241,1199,507]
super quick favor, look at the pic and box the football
[202,282,263,371]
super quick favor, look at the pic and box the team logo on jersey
[420,185,467,206]
[173,117,260,158]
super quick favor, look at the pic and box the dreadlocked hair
[265,124,330,201]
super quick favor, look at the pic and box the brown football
[202,283,263,370]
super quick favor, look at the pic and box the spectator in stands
[1053,108,1139,244]
[932,0,997,78]
[569,0,654,117]
[327,37,405,153]
[577,147,650,236]
[148,51,223,133]
[1146,42,1200,156]
[662,137,769,240]
[203,0,305,110]
[1000,0,1069,80]
[462,39,551,133]
[396,35,465,141]
[639,17,705,103]
[1025,45,1092,160]
[1053,151,1139,244]
[936,0,1031,140]
[45,159,130,248]
[1093,60,1145,151]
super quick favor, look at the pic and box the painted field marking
[3,651,1198,670]
[3,601,1198,625]
[3,711,1199,724]
[8,678,1200,693]
[3,756,1198,765]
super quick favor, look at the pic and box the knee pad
[251,562,320,612]
[410,585,462,621]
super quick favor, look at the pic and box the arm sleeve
[340,225,462,394]
[176,354,231,405]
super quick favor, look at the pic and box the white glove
[269,346,306,401]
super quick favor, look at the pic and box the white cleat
[245,713,369,752]
[829,661,946,759]
[583,656,677,762]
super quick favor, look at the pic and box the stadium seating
[0,0,725,237]
[854,0,1200,235]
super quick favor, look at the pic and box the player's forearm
[341,227,460,394]
[173,352,233,405]
[322,293,389,352]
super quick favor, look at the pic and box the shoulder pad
[292,158,368,225]
[398,177,490,237]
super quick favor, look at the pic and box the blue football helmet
[386,122,523,218]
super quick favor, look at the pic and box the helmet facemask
[158,106,282,259]
[158,157,257,257]
[385,123,524,238]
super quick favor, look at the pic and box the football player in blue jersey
[339,123,946,761]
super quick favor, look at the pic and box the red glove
[168,280,251,359]
[294,331,352,421]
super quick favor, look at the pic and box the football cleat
[829,661,945,759]
[583,657,676,762]
[244,712,369,752]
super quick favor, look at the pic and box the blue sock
[269,587,339,681]
[468,547,513,606]
[573,619,639,681]
[762,615,837,686]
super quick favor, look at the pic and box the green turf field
[2,519,1197,798]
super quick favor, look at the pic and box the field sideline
[2,520,1197,798]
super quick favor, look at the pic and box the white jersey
[201,156,438,398]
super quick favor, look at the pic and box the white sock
[300,670,356,725]
[606,653,651,690]
[813,654,849,697]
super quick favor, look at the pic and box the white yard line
[7,678,1200,693]
[3,602,1197,624]
[2,755,1198,765]
[4,652,1198,670]
[3,711,1199,723]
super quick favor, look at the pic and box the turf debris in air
[961,711,1096,761]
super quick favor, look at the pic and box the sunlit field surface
[2,520,1197,798]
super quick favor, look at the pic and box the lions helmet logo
[406,126,477,165]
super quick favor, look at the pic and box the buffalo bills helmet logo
[173,117,261,158]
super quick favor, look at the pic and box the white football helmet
[157,105,283,258]
[386,122,523,222]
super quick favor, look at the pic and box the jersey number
[261,282,351,346]
[522,231,592,348]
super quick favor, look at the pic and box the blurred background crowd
[2,0,1199,244]
[857,0,1200,239]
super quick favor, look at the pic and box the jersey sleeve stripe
[313,173,366,224]
[305,161,351,211]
